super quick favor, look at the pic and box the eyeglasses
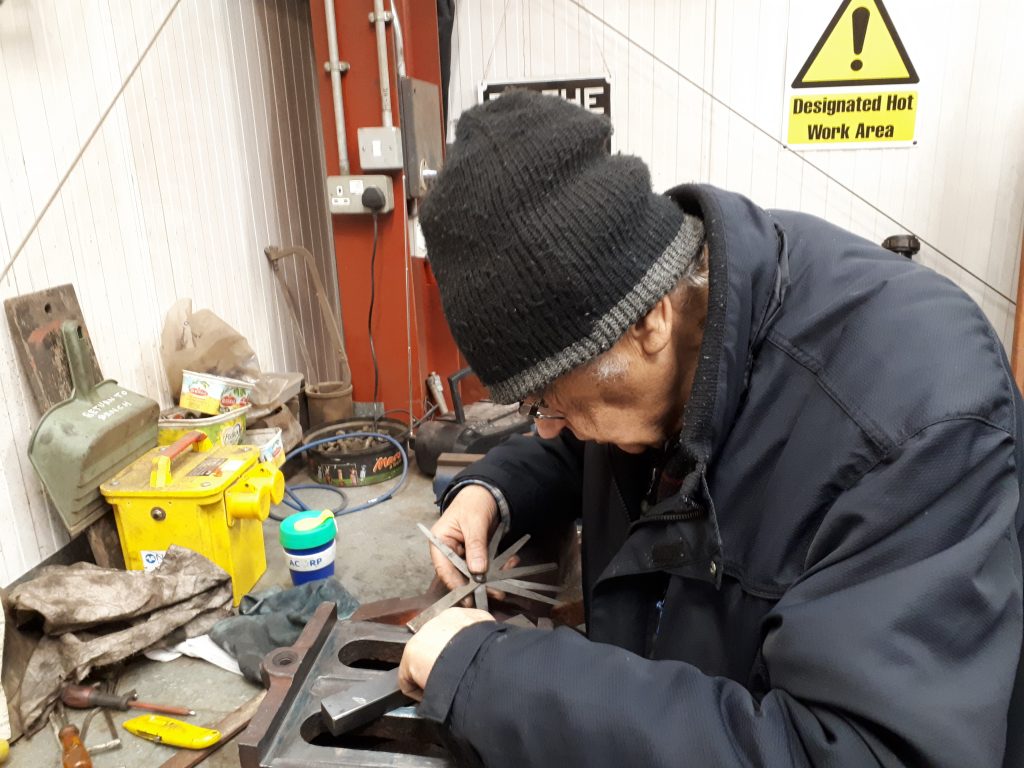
[517,398,566,421]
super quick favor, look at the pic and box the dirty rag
[7,546,232,733]
[210,578,358,684]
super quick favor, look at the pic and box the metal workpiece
[238,603,455,767]
[407,526,561,632]
[320,669,411,737]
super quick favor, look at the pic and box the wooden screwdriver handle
[59,724,93,768]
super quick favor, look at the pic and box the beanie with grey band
[420,90,705,404]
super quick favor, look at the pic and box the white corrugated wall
[448,0,1024,346]
[0,0,339,585]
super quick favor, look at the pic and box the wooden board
[1011,231,1024,391]
[3,284,103,413]
[157,691,266,768]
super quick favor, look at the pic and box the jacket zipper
[629,506,705,533]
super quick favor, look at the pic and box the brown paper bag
[161,299,261,400]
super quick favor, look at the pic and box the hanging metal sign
[480,76,611,117]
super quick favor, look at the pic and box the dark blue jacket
[420,184,1024,767]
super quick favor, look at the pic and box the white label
[349,179,364,194]
[287,541,336,572]
[82,390,134,421]
[141,550,166,572]
[372,139,382,157]
[221,460,244,475]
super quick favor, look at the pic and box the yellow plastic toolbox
[100,431,284,604]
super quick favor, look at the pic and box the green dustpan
[28,321,159,535]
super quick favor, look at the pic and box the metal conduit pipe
[390,0,408,78]
[372,0,393,127]
[324,0,350,174]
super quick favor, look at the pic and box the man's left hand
[399,608,495,701]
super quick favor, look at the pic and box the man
[398,90,1024,767]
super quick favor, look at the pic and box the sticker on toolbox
[188,457,228,477]
[141,550,166,572]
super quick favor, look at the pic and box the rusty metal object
[237,522,583,768]
[4,284,103,413]
[349,586,445,626]
[238,604,453,767]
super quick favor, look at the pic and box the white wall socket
[326,175,395,215]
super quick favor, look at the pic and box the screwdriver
[54,706,92,768]
[61,684,195,717]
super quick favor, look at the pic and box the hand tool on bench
[407,524,560,631]
[62,683,195,717]
[50,704,93,768]
[78,707,121,757]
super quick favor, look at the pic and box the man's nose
[534,418,565,439]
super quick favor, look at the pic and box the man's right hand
[429,484,500,590]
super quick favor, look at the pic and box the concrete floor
[9,467,440,767]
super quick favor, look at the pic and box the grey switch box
[326,175,394,215]
[357,126,403,171]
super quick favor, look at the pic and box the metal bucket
[305,381,353,429]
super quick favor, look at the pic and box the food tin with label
[179,370,253,416]
[240,427,285,467]
[100,431,284,604]
[158,406,249,448]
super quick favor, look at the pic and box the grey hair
[676,241,710,291]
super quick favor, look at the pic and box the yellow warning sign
[787,91,917,145]
[792,0,918,89]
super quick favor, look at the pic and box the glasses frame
[517,398,566,421]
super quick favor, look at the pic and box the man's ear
[628,295,674,355]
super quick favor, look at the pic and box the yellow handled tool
[122,714,221,750]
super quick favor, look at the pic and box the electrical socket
[353,401,386,419]
[326,175,394,215]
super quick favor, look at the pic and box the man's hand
[399,608,495,701]
[431,485,500,588]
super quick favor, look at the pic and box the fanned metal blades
[408,524,561,632]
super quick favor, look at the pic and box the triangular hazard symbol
[792,0,919,88]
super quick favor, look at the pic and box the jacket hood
[657,184,790,499]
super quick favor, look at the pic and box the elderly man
[397,90,1024,767]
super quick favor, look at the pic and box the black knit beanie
[420,90,704,404]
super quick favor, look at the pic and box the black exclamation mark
[851,7,869,71]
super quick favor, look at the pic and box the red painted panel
[308,1,483,419]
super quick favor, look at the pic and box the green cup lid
[280,510,337,550]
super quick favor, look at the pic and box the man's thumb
[464,522,490,575]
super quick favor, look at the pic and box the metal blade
[486,562,558,581]
[406,580,477,632]
[488,580,561,606]
[490,534,531,571]
[487,522,503,565]
[473,584,489,612]
[498,578,560,592]
[417,523,470,579]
